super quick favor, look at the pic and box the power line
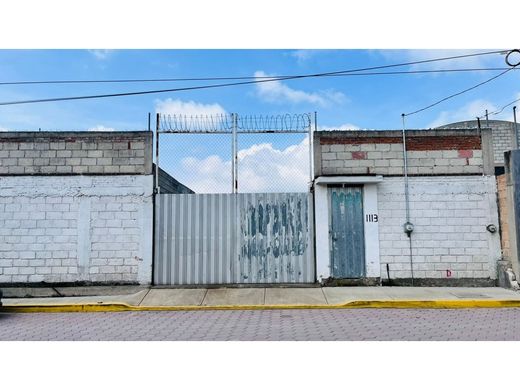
[477,96,520,119]
[0,67,516,86]
[404,66,518,117]
[0,49,509,106]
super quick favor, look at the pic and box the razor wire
[236,113,311,133]
[158,113,312,133]
[159,113,234,133]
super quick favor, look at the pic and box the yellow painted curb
[3,299,520,313]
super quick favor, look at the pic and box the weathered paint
[314,179,381,282]
[329,186,365,278]
[154,192,314,285]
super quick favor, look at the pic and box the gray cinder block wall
[0,131,154,285]
[313,128,501,285]
[436,120,518,166]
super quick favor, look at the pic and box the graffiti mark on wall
[239,194,310,281]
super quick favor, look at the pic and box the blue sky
[0,49,518,192]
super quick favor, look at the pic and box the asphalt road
[1,308,520,341]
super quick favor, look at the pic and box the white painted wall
[314,184,330,281]
[0,175,153,284]
[363,184,380,277]
[378,176,501,279]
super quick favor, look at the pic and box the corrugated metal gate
[154,192,315,285]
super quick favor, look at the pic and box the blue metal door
[329,186,365,278]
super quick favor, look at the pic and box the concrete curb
[4,300,520,312]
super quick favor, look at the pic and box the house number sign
[365,214,378,222]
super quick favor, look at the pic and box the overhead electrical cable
[0,49,510,106]
[477,96,520,119]
[403,66,518,117]
[0,68,517,86]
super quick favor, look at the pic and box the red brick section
[320,137,401,145]
[352,151,367,160]
[320,135,482,151]
[458,150,473,158]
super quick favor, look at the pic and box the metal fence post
[231,113,238,193]
[155,113,160,195]
[308,112,314,184]
[233,112,238,194]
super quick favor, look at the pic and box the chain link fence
[156,113,313,194]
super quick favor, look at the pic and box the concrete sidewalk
[2,286,520,311]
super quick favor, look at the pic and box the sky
[1,49,519,193]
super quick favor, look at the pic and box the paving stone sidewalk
[2,308,520,341]
[2,286,520,308]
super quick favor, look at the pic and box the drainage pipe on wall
[401,114,414,286]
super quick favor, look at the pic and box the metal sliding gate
[154,192,315,285]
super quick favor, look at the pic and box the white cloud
[88,125,116,132]
[178,137,310,193]
[254,71,346,106]
[0,126,9,131]
[88,50,114,60]
[155,98,227,117]
[290,49,336,64]
[428,94,520,128]
[428,99,497,128]
[319,123,360,130]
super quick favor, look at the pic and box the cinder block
[88,165,104,174]
[49,142,65,150]
[8,166,25,174]
[96,157,112,165]
[87,150,103,158]
[330,145,345,152]
[40,150,56,158]
[98,142,113,150]
[322,152,336,160]
[120,165,138,173]
[65,141,81,150]
[130,141,145,150]
[56,150,72,158]
[103,165,120,173]
[48,157,66,166]
[9,150,24,158]
[367,151,382,159]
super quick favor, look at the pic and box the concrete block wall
[377,176,501,280]
[0,176,153,284]
[492,123,515,165]
[315,129,492,176]
[436,120,517,165]
[0,131,152,175]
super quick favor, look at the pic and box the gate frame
[152,112,318,286]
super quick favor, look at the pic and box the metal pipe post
[232,113,238,193]
[155,113,160,195]
[308,112,314,184]
[401,114,410,224]
[401,114,414,285]
[514,106,519,149]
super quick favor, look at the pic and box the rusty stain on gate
[154,192,314,285]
